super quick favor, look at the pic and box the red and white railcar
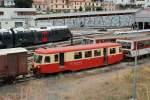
[32,43,123,74]
[116,36,150,57]
[82,33,149,44]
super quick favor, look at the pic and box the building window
[110,48,116,54]
[85,51,92,58]
[15,22,23,28]
[74,52,82,59]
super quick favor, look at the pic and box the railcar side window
[54,54,59,62]
[85,51,92,58]
[35,55,43,63]
[44,56,51,63]
[119,47,122,52]
[110,48,116,54]
[94,49,101,57]
[74,52,82,59]
[117,41,131,49]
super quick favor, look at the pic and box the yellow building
[32,0,119,12]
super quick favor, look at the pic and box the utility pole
[132,41,138,100]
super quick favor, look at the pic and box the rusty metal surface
[0,55,8,78]
[0,48,28,78]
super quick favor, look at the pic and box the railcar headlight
[37,66,40,68]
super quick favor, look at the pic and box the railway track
[7,58,146,84]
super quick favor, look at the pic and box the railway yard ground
[0,57,150,100]
[0,27,150,100]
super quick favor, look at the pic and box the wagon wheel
[4,76,16,84]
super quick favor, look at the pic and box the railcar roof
[35,43,121,54]
[13,26,68,32]
[84,32,149,40]
[117,35,150,42]
[0,48,27,55]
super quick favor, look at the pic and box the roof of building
[35,43,121,54]
[135,8,150,18]
[0,8,36,12]
[135,8,150,22]
[0,48,28,55]
[35,9,138,19]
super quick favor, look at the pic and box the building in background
[32,0,104,12]
[134,8,150,29]
[102,1,119,11]
[32,0,48,11]
[0,8,36,29]
[0,0,4,7]
[4,0,15,7]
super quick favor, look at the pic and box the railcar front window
[44,56,51,63]
[34,55,43,63]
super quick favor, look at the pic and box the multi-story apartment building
[102,2,119,11]
[104,0,132,5]
[47,0,70,12]
[33,0,103,12]
[32,0,48,11]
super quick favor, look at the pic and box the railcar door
[59,53,64,68]
[103,48,108,65]
[41,31,48,43]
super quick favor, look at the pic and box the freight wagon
[0,48,28,82]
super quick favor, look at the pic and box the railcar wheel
[33,69,42,78]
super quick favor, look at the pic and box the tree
[14,0,33,8]
[85,6,91,11]
[96,6,103,11]
[79,6,83,11]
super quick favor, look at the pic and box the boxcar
[33,43,123,74]
[0,48,28,81]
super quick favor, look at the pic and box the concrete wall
[36,14,135,28]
